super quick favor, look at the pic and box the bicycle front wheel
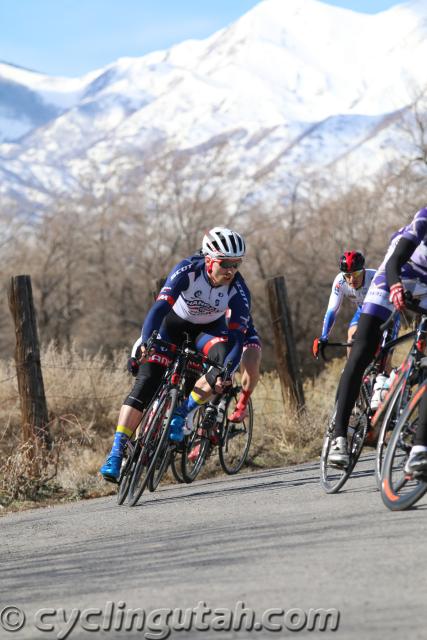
[374,373,415,490]
[380,382,427,511]
[320,397,368,494]
[128,387,178,506]
[117,439,141,505]
[219,393,253,475]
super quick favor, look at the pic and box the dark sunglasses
[217,259,242,269]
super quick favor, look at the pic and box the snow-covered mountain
[1,0,427,214]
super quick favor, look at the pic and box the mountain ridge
[1,0,426,213]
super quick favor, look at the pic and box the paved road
[1,453,426,640]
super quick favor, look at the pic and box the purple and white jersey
[378,207,427,282]
[362,207,427,320]
[321,270,376,339]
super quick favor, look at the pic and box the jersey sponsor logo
[171,263,192,280]
[148,353,172,367]
[185,298,220,314]
[235,280,250,310]
[157,293,175,305]
[194,290,202,298]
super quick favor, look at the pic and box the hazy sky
[0,0,404,77]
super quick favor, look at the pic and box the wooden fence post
[7,275,50,448]
[266,275,305,412]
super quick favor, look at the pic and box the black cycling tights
[334,312,427,446]
[124,311,230,412]
[334,313,383,438]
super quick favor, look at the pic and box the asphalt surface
[1,453,426,640]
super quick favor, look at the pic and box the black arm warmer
[385,237,417,287]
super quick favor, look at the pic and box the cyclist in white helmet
[100,226,251,482]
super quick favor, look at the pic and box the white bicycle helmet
[202,227,246,259]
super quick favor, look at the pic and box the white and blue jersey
[141,253,251,370]
[321,270,376,340]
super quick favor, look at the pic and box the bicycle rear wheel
[170,448,185,483]
[181,407,211,483]
[320,396,368,494]
[219,391,253,474]
[380,382,427,511]
[128,387,177,506]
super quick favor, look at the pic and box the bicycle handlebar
[319,341,352,362]
[380,292,427,333]
[146,331,232,377]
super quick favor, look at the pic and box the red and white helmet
[339,251,365,273]
[202,227,246,259]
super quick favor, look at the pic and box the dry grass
[0,345,344,513]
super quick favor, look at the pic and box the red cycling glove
[312,337,327,359]
[389,282,405,310]
[312,338,320,358]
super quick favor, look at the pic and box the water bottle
[216,396,227,424]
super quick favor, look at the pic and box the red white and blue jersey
[141,254,251,343]
[321,270,376,340]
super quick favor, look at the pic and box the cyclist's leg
[100,314,182,481]
[347,309,360,358]
[333,268,397,446]
[406,377,427,475]
[398,272,427,474]
[100,360,165,481]
[169,321,231,440]
[334,313,383,437]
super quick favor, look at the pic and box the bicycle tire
[380,381,427,511]
[148,447,171,492]
[116,397,157,505]
[128,387,178,506]
[219,391,253,474]
[170,449,185,483]
[181,406,211,483]
[320,394,368,494]
[374,372,415,490]
[117,439,141,505]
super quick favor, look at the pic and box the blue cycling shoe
[100,454,122,483]
[169,409,186,442]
